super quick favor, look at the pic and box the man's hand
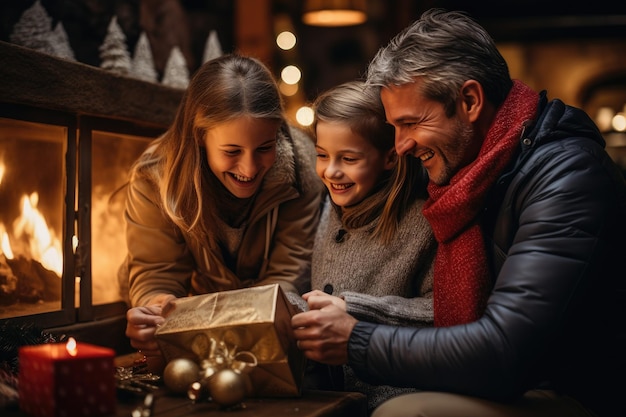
[291,303,358,365]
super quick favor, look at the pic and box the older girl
[121,54,323,358]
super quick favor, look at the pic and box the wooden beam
[235,0,274,67]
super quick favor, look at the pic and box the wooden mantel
[0,40,184,128]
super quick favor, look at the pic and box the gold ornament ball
[163,358,200,394]
[208,369,246,406]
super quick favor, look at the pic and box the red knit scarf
[423,80,539,327]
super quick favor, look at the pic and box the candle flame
[66,337,78,356]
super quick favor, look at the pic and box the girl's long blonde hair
[131,54,285,242]
[312,80,427,243]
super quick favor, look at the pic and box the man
[292,9,626,417]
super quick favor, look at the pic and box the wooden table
[5,352,367,417]
[118,389,367,417]
[5,389,366,417]
[112,353,367,417]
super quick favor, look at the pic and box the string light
[595,105,626,133]
[613,113,626,132]
[280,65,301,85]
[274,13,309,127]
[276,31,297,50]
[279,81,299,97]
[296,106,314,126]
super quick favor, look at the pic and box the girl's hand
[125,303,169,357]
[302,289,347,311]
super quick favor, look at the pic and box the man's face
[381,80,478,186]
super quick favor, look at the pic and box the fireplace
[0,41,183,338]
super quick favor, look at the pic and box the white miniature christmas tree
[9,0,55,55]
[131,31,158,82]
[202,30,223,63]
[50,21,76,61]
[161,46,189,89]
[99,16,132,75]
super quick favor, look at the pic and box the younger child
[299,80,436,413]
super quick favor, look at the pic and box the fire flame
[0,224,13,259]
[0,191,63,276]
[66,337,78,356]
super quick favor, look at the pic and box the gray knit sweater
[311,196,436,412]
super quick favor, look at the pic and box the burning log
[0,253,60,305]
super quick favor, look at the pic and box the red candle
[18,338,116,417]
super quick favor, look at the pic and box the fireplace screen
[0,116,66,318]
[90,129,152,306]
[0,107,162,325]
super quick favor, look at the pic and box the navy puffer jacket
[348,92,626,417]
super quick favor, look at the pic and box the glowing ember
[66,337,78,356]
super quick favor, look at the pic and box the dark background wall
[3,0,625,100]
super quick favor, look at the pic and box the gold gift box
[155,284,304,397]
